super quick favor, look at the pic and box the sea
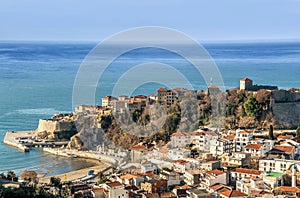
[0,40,300,176]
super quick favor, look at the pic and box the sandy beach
[38,162,109,183]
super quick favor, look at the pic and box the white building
[102,181,128,198]
[201,169,227,187]
[235,130,253,152]
[259,158,300,172]
[231,168,263,184]
[170,132,191,148]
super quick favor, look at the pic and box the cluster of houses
[63,128,300,198]
[68,79,300,197]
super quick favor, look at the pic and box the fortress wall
[37,119,74,133]
[272,103,300,129]
[272,90,300,102]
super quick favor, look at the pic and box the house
[236,177,268,195]
[211,137,234,156]
[159,168,182,188]
[217,188,248,198]
[157,87,176,106]
[168,148,190,160]
[131,144,148,163]
[187,188,211,198]
[201,169,227,187]
[117,174,144,188]
[102,96,117,107]
[243,144,266,157]
[274,186,300,197]
[259,158,300,172]
[235,130,253,152]
[268,145,295,159]
[141,161,158,174]
[172,185,192,197]
[230,168,263,185]
[191,130,218,153]
[173,159,192,173]
[170,132,190,148]
[200,160,221,171]
[184,169,202,185]
[221,152,251,168]
[140,179,167,194]
[101,181,128,198]
[91,188,106,198]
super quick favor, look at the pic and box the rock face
[66,113,107,150]
[271,90,300,129]
[36,119,77,140]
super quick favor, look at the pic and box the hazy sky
[1,0,300,41]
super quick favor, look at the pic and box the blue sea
[0,40,300,175]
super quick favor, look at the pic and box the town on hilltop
[2,78,300,198]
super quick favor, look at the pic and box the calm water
[0,40,300,175]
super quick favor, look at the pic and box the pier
[3,131,69,152]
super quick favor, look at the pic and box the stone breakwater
[42,148,119,167]
[3,131,34,152]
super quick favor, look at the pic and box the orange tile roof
[210,183,226,190]
[160,192,176,198]
[238,130,251,134]
[244,144,263,150]
[234,168,262,175]
[132,144,147,150]
[226,135,236,140]
[174,184,192,189]
[206,169,225,176]
[157,87,167,92]
[272,145,295,154]
[158,148,168,154]
[171,132,186,137]
[173,159,188,165]
[219,189,248,197]
[92,188,106,193]
[106,181,123,188]
[241,78,252,81]
[120,174,138,180]
[277,135,294,140]
[276,186,300,193]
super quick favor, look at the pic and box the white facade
[259,158,300,172]
[235,130,253,152]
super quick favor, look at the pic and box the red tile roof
[106,181,123,188]
[206,169,225,176]
[210,183,226,190]
[234,168,262,175]
[275,186,300,193]
[132,144,147,150]
[173,159,188,165]
[240,78,252,81]
[171,132,186,137]
[272,145,295,154]
[219,189,248,197]
[157,87,167,92]
[244,144,263,150]
[238,130,251,134]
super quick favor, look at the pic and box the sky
[1,0,300,42]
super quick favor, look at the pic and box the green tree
[243,94,259,118]
[50,177,61,187]
[269,124,275,140]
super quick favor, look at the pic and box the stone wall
[37,119,74,133]
[270,90,300,129]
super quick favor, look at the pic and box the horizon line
[1,37,300,44]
